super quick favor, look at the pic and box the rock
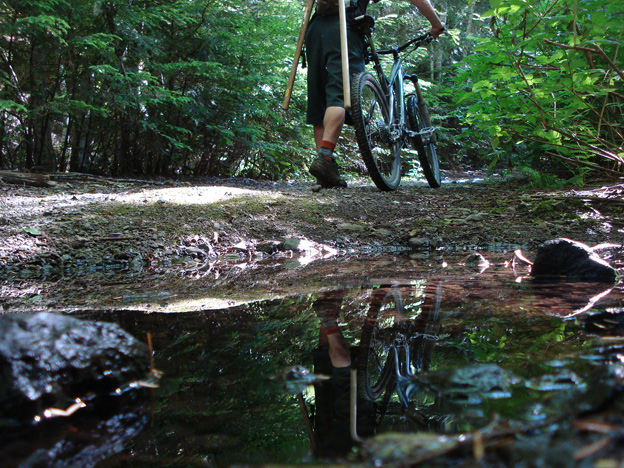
[0,312,150,420]
[279,237,318,253]
[256,240,281,254]
[337,222,366,233]
[466,212,486,222]
[408,237,430,250]
[8,401,148,468]
[281,237,303,251]
[463,252,490,271]
[531,238,617,282]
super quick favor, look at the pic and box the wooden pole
[350,367,362,442]
[338,0,351,110]
[282,0,316,111]
[297,393,317,453]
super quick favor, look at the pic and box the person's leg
[309,19,365,188]
[310,105,348,187]
[313,124,324,152]
[317,106,345,149]
[326,331,351,368]
[316,297,351,367]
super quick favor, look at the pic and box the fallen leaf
[21,226,42,236]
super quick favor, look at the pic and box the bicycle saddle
[354,14,375,35]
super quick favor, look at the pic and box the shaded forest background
[0,0,622,183]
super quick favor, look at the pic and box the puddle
[2,253,624,467]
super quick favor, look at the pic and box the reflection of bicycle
[356,282,443,431]
[293,282,443,453]
[352,17,441,191]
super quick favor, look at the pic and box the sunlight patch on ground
[120,186,282,205]
[115,295,281,312]
[1,186,282,215]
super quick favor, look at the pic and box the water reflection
[3,254,624,467]
[282,276,624,465]
[1,392,149,468]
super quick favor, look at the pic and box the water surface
[5,252,624,467]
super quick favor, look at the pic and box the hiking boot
[309,156,348,188]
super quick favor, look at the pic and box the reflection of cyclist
[312,294,373,456]
[306,0,445,188]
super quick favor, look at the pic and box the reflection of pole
[297,393,317,453]
[338,0,351,110]
[350,367,362,442]
[282,0,316,110]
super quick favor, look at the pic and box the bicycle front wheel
[357,287,404,401]
[406,95,441,188]
[351,72,402,192]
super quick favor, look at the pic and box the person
[311,292,373,456]
[305,0,445,188]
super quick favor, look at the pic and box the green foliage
[7,0,619,180]
[454,0,624,175]
[517,165,585,188]
[0,0,309,177]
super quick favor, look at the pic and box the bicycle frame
[363,29,434,145]
[351,18,441,190]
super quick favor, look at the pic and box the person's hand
[430,24,445,40]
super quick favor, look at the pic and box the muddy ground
[1,171,623,312]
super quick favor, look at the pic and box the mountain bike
[351,18,441,191]
[357,281,443,408]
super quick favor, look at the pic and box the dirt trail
[1,172,622,311]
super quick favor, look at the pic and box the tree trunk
[0,170,54,187]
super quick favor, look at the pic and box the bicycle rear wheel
[406,94,441,188]
[351,72,402,192]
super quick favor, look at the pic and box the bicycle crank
[406,126,436,143]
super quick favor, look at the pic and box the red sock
[320,141,336,161]
[321,323,341,335]
[321,140,336,151]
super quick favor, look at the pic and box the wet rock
[280,237,303,251]
[279,237,318,253]
[256,240,281,254]
[409,236,443,251]
[463,252,490,271]
[3,399,148,468]
[417,363,521,405]
[526,369,585,391]
[361,432,462,466]
[502,435,578,468]
[531,238,617,282]
[0,312,150,420]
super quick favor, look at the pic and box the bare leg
[327,331,351,368]
[318,323,351,368]
[313,106,346,151]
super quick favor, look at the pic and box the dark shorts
[305,14,366,126]
[312,346,374,455]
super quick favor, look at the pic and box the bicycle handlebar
[376,32,435,56]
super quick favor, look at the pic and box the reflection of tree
[87,299,319,465]
[67,273,622,467]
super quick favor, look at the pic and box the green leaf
[21,227,42,236]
